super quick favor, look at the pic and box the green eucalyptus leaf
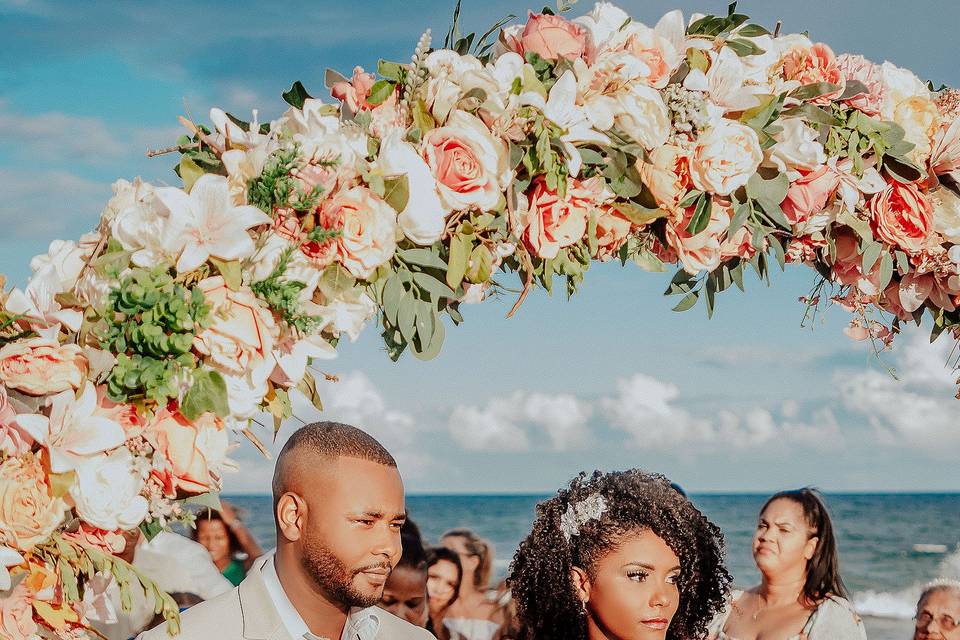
[181,368,230,420]
[367,80,396,106]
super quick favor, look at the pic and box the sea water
[225,493,960,640]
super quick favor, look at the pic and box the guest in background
[426,547,463,639]
[441,529,503,640]
[914,579,960,640]
[508,469,730,640]
[380,519,430,627]
[708,488,866,640]
[192,501,264,586]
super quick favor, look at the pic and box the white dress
[443,617,500,640]
[707,589,867,640]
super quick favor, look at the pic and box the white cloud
[0,168,106,237]
[448,391,592,452]
[838,330,960,450]
[599,373,843,451]
[0,108,126,162]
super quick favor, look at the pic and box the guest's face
[752,498,817,577]
[196,518,231,565]
[442,535,479,582]
[380,565,429,626]
[574,529,680,640]
[427,559,460,613]
[915,589,960,640]
[288,456,406,607]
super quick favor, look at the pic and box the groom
[140,421,433,640]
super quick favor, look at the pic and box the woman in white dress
[508,469,731,640]
[708,488,866,640]
[440,529,503,640]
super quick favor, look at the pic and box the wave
[855,545,960,619]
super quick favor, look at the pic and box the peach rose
[781,165,841,226]
[665,201,732,275]
[0,386,31,457]
[831,227,882,295]
[62,523,125,555]
[781,43,845,105]
[146,404,230,495]
[331,66,389,114]
[720,226,758,261]
[519,12,590,62]
[0,453,66,552]
[836,54,885,115]
[194,277,278,376]
[592,207,633,262]
[785,235,827,264]
[0,338,87,397]
[332,186,399,279]
[422,110,511,211]
[638,144,692,213]
[617,24,680,88]
[523,176,600,259]
[690,121,763,196]
[869,180,933,253]
[0,578,38,640]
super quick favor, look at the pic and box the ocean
[224,493,960,640]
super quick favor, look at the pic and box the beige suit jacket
[138,557,434,640]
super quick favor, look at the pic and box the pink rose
[522,176,599,259]
[618,26,679,88]
[782,43,845,105]
[638,145,693,214]
[836,54,885,115]
[592,207,633,262]
[194,277,278,376]
[95,388,144,438]
[331,66,387,114]
[869,180,933,253]
[62,523,125,555]
[518,12,591,62]
[831,227,882,295]
[0,386,32,457]
[720,226,758,261]
[0,578,38,640]
[782,165,841,226]
[785,235,827,264]
[0,338,87,396]
[331,186,399,279]
[664,201,732,275]
[146,403,230,495]
[0,453,66,552]
[422,110,511,211]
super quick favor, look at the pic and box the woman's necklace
[751,594,768,621]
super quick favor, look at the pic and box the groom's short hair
[271,421,397,498]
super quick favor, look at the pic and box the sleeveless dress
[443,617,501,640]
[707,590,867,640]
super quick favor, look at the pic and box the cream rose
[29,236,96,296]
[193,278,278,375]
[665,201,733,275]
[107,178,172,268]
[767,118,826,176]
[691,120,763,196]
[70,447,148,531]
[422,110,511,211]
[932,186,960,243]
[0,453,66,551]
[894,96,940,166]
[523,176,600,259]
[592,207,633,262]
[332,186,399,279]
[613,84,670,150]
[0,338,87,396]
[146,406,231,494]
[638,144,693,213]
[378,132,450,245]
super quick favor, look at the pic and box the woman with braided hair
[507,469,731,640]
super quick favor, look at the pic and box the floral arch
[2,2,960,637]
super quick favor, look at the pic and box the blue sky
[2,0,959,494]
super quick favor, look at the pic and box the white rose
[574,2,631,52]
[613,84,670,150]
[738,33,812,88]
[894,96,940,166]
[247,232,323,299]
[282,99,368,170]
[422,110,512,211]
[933,187,960,244]
[222,358,272,426]
[767,118,826,176]
[424,50,486,124]
[378,133,450,245]
[691,120,763,196]
[310,288,378,342]
[880,61,930,120]
[107,178,174,267]
[28,236,93,295]
[70,447,148,531]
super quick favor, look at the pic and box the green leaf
[466,245,494,283]
[382,175,410,213]
[282,81,313,109]
[747,172,789,205]
[178,157,205,192]
[613,201,668,225]
[412,99,436,134]
[184,492,223,512]
[895,250,911,274]
[366,80,396,106]
[140,518,164,542]
[789,82,841,102]
[209,257,242,291]
[398,296,417,343]
[726,38,764,56]
[295,371,324,413]
[413,272,456,301]
[736,23,769,37]
[839,79,869,101]
[446,235,470,290]
[411,308,446,361]
[728,201,751,236]
[397,248,448,270]
[884,156,924,183]
[861,241,882,273]
[382,275,404,325]
[782,104,843,127]
[731,262,746,291]
[377,59,404,81]
[672,290,699,312]
[879,251,895,290]
[770,237,786,270]
[181,368,230,420]
[686,193,712,235]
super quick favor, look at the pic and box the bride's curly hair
[507,470,731,640]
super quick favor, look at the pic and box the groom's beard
[301,535,390,608]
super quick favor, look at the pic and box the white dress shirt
[261,554,381,640]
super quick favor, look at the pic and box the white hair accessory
[559,493,608,542]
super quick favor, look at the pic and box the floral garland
[2,2,960,637]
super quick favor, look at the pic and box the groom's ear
[276,492,306,542]
[570,566,592,604]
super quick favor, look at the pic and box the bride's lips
[640,617,669,630]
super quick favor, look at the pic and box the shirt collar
[260,554,381,640]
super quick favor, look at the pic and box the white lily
[684,47,763,118]
[271,334,337,388]
[828,157,885,213]
[306,288,378,342]
[0,545,24,591]
[155,174,272,274]
[5,279,82,338]
[16,385,126,474]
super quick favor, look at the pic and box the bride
[507,469,731,640]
